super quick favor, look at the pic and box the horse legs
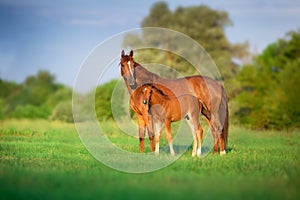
[197,125,203,157]
[219,133,226,155]
[186,114,203,157]
[203,116,217,153]
[217,109,227,155]
[165,120,175,156]
[213,133,226,155]
[186,117,198,157]
[194,108,203,157]
[205,116,218,154]
[207,112,227,155]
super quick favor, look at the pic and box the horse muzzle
[125,75,136,87]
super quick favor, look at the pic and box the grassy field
[0,119,299,200]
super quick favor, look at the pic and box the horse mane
[135,62,160,80]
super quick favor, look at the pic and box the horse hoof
[192,152,196,157]
[220,150,226,155]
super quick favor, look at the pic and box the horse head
[120,50,137,88]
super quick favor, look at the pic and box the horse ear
[130,50,133,57]
[121,50,125,57]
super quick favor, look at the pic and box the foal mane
[144,83,170,102]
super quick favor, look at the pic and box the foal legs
[155,132,160,155]
[138,115,155,152]
[145,114,156,152]
[153,120,175,156]
[153,121,163,155]
[165,120,175,156]
[137,115,146,152]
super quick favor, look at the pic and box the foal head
[139,83,170,109]
[120,50,137,87]
[130,84,152,117]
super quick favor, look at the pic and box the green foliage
[94,79,128,121]
[22,70,57,106]
[0,79,20,98]
[278,58,300,126]
[95,80,118,120]
[8,105,51,119]
[0,70,72,121]
[45,85,72,107]
[0,98,6,119]
[49,101,73,122]
[47,86,73,122]
[234,29,300,129]
[1,120,299,199]
[123,2,248,85]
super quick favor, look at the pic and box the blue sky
[0,0,299,87]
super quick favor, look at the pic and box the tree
[95,80,118,121]
[234,29,300,129]
[0,80,21,118]
[1,70,73,120]
[123,2,248,90]
[23,70,57,106]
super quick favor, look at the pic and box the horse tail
[220,85,229,149]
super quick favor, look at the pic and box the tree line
[233,30,300,129]
[0,71,73,122]
[1,2,299,129]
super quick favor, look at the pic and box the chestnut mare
[131,83,203,156]
[120,50,228,155]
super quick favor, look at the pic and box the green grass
[1,119,300,200]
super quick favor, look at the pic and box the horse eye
[121,64,124,67]
[143,100,147,104]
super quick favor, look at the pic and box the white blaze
[128,61,134,77]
